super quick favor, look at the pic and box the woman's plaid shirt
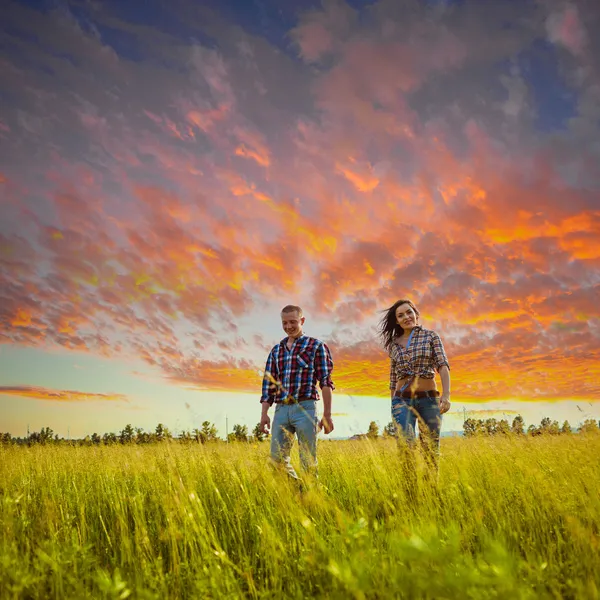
[260,335,335,405]
[389,326,450,391]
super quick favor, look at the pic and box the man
[260,305,334,480]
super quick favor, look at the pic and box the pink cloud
[289,0,357,63]
[546,5,587,56]
[1,0,599,403]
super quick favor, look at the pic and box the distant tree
[252,423,266,442]
[228,424,249,443]
[0,432,13,445]
[155,423,172,442]
[91,433,101,445]
[120,424,135,444]
[200,421,218,443]
[579,419,599,434]
[178,430,192,443]
[366,421,379,440]
[511,415,525,435]
[27,427,55,446]
[463,418,487,436]
[527,424,541,436]
[383,421,397,438]
[136,428,151,444]
[496,419,511,435]
[234,424,249,442]
[539,417,560,435]
[560,420,572,435]
[103,432,118,445]
[463,418,477,437]
[484,418,498,435]
[28,427,54,445]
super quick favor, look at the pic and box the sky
[1,0,599,439]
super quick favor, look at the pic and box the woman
[378,299,451,465]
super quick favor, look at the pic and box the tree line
[348,416,600,440]
[1,416,598,447]
[0,421,268,446]
[462,415,599,437]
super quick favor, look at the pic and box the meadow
[1,434,599,599]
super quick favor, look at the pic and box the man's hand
[260,414,271,435]
[439,394,451,415]
[319,414,334,434]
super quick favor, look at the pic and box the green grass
[1,434,599,599]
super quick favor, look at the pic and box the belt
[394,390,440,399]
[279,396,315,405]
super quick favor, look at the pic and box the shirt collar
[280,334,306,346]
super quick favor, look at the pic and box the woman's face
[395,303,417,328]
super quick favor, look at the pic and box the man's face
[395,303,417,328]
[281,310,305,338]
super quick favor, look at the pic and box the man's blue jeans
[392,394,442,469]
[270,400,318,479]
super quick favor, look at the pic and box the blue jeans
[270,400,318,479]
[392,393,442,469]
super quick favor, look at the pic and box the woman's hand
[439,394,451,414]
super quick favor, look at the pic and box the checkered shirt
[389,326,450,391]
[260,335,335,405]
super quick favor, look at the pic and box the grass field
[1,434,599,599]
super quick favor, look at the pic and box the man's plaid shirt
[389,326,450,391]
[260,335,335,405]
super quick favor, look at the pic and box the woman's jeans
[392,392,442,471]
[270,400,318,479]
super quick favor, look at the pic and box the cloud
[1,0,599,403]
[462,409,521,418]
[546,4,587,56]
[0,385,129,403]
[289,0,357,63]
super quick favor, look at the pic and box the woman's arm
[438,365,451,414]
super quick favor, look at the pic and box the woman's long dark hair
[378,299,420,353]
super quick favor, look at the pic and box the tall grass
[1,434,599,599]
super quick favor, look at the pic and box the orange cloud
[0,386,129,403]
[1,0,599,409]
[11,308,33,327]
[336,160,379,192]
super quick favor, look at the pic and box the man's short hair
[281,304,303,316]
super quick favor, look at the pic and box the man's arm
[320,385,334,434]
[260,400,271,435]
[315,342,335,434]
[260,350,277,434]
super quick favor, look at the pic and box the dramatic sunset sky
[1,0,599,439]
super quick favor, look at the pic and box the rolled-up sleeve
[389,356,397,391]
[315,342,335,390]
[431,333,450,371]
[260,349,278,405]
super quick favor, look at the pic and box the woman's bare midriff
[395,376,437,394]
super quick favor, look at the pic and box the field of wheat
[1,433,599,599]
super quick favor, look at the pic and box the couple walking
[259,300,451,480]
